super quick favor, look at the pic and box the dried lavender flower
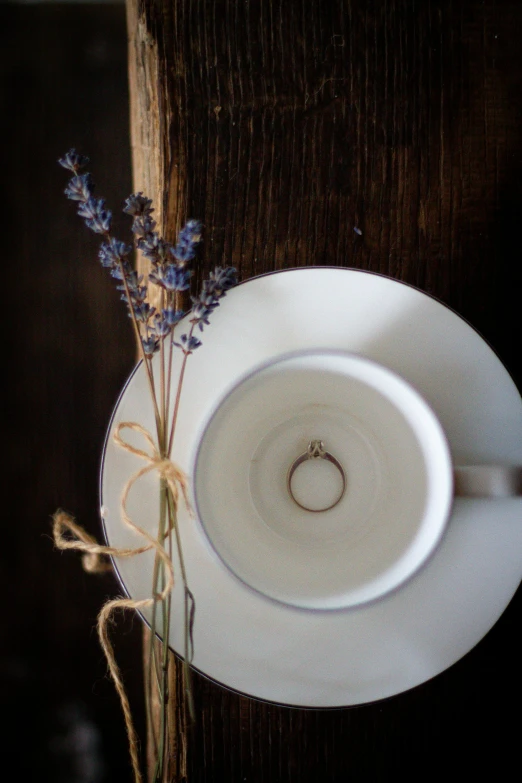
[116,269,156,326]
[152,313,172,338]
[149,265,192,292]
[64,173,93,202]
[132,215,157,238]
[142,335,160,355]
[138,234,172,264]
[123,192,154,217]
[58,149,89,173]
[178,333,202,353]
[120,269,143,295]
[109,264,127,282]
[191,266,237,332]
[77,197,112,234]
[171,219,202,265]
[99,238,132,268]
[207,265,237,296]
[131,301,155,323]
[162,307,185,327]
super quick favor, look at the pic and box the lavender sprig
[192,266,237,328]
[59,149,236,357]
[59,148,237,783]
[125,202,202,346]
[60,157,159,345]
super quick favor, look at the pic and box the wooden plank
[125,0,522,780]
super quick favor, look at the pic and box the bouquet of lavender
[54,149,236,783]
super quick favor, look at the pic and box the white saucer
[100,268,522,707]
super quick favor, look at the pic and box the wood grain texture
[126,1,522,781]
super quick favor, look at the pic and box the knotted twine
[53,421,191,783]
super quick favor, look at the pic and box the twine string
[53,421,191,783]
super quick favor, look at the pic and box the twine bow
[53,421,191,783]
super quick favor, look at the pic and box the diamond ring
[286,440,347,512]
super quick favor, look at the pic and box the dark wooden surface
[3,2,522,782]
[132,0,522,391]
[3,6,139,781]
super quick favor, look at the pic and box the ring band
[287,440,347,512]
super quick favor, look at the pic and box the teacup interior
[194,351,452,609]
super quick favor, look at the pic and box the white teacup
[193,350,521,610]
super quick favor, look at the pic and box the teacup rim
[191,346,455,612]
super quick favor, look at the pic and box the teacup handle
[454,466,522,497]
